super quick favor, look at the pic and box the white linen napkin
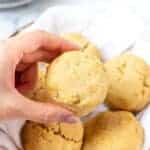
[0,5,146,150]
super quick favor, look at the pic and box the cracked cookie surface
[105,53,150,112]
[83,111,144,150]
[21,121,84,150]
[62,33,101,59]
[46,51,108,116]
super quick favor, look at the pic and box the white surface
[0,0,149,41]
[130,41,150,65]
[140,106,150,150]
[0,0,111,39]
[26,5,143,61]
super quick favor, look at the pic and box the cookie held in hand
[46,51,108,116]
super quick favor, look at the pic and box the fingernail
[63,115,79,123]
[67,41,80,50]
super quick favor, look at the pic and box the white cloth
[0,5,149,150]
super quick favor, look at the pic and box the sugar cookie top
[83,111,144,150]
[62,33,101,59]
[46,51,108,116]
[105,53,150,111]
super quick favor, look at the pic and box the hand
[0,30,79,124]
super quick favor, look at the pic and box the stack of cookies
[21,33,149,150]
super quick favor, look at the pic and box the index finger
[7,30,79,54]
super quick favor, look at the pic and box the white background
[0,0,150,40]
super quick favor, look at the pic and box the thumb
[8,91,79,124]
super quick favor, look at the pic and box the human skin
[0,30,79,124]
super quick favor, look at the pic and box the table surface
[0,0,150,41]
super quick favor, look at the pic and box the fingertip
[60,114,80,124]
[60,39,80,52]
[42,105,79,124]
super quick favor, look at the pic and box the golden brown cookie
[105,53,150,112]
[21,121,84,150]
[83,111,144,150]
[27,63,50,102]
[46,51,108,116]
[62,33,101,59]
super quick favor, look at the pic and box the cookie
[21,121,84,150]
[83,111,144,150]
[27,63,50,102]
[62,33,101,59]
[46,51,108,116]
[105,53,150,111]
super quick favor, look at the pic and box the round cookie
[21,121,84,150]
[105,53,150,112]
[83,111,144,150]
[62,33,101,59]
[46,51,108,116]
